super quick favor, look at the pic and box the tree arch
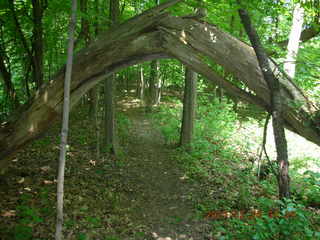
[0,0,319,171]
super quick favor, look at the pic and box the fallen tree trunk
[158,15,320,144]
[0,0,319,172]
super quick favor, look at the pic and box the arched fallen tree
[0,0,319,172]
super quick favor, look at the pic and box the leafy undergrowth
[0,95,320,240]
[152,96,320,239]
[0,101,143,240]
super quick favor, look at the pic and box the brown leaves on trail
[40,166,51,172]
[205,209,297,220]
[17,177,25,183]
[1,210,16,217]
[89,160,96,166]
[43,180,55,185]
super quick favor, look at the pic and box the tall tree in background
[284,2,304,79]
[180,67,197,149]
[7,0,47,93]
[7,0,33,96]
[238,5,290,199]
[55,0,77,238]
[179,0,205,149]
[134,2,145,101]
[104,0,120,154]
[146,0,161,111]
[136,65,145,100]
[31,0,47,89]
[0,43,18,107]
[78,0,99,125]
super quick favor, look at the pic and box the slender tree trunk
[79,0,90,45]
[104,0,120,154]
[104,75,116,153]
[89,88,98,120]
[180,67,197,149]
[136,66,145,99]
[146,0,161,110]
[78,0,98,122]
[284,3,304,79]
[216,86,223,102]
[146,60,161,110]
[55,0,77,239]
[93,0,101,160]
[31,0,45,89]
[8,1,34,94]
[238,7,290,199]
[0,46,18,106]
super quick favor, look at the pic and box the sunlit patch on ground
[236,120,320,173]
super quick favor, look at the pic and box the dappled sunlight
[28,123,35,133]
[179,30,188,45]
[209,31,217,43]
[43,91,48,103]
[236,120,320,173]
[152,232,191,240]
[202,25,217,43]
[117,96,143,111]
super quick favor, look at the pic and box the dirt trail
[118,105,211,240]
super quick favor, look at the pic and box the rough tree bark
[0,0,319,173]
[78,0,98,122]
[238,7,290,199]
[146,59,161,110]
[104,0,120,154]
[180,67,197,149]
[31,0,46,89]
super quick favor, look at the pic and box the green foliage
[14,225,33,240]
[214,200,320,240]
[13,192,43,240]
[16,205,43,224]
[86,216,102,228]
[151,99,182,144]
[76,233,87,240]
[153,96,259,210]
[104,237,121,240]
[116,112,131,139]
[291,169,320,207]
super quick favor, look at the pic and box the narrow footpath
[118,105,211,240]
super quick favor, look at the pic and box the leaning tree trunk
[238,7,290,199]
[0,0,319,173]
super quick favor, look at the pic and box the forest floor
[0,96,213,240]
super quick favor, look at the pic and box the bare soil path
[117,102,211,240]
